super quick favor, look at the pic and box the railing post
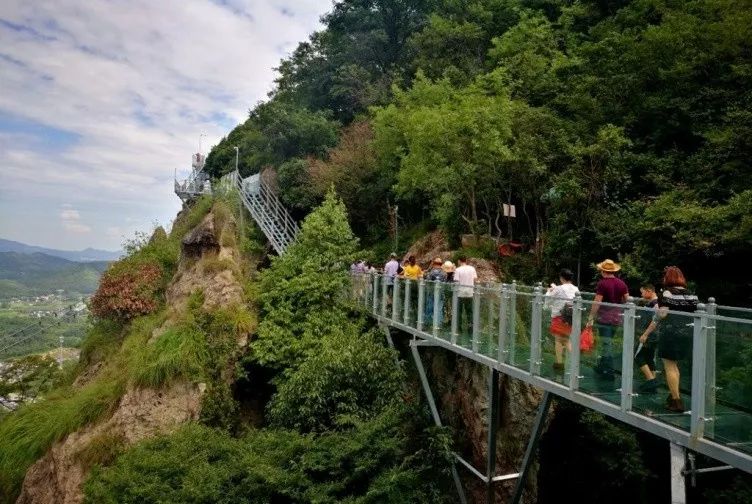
[472,288,481,353]
[361,274,368,308]
[620,299,637,412]
[509,281,518,365]
[372,274,379,316]
[381,275,389,318]
[530,284,543,376]
[691,303,708,440]
[451,284,459,345]
[417,278,425,332]
[498,284,509,363]
[568,294,583,391]
[403,278,411,326]
[392,277,401,323]
[705,298,717,440]
[432,281,441,337]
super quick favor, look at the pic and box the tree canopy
[205,0,752,298]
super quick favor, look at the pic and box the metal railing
[348,273,752,474]
[222,170,299,254]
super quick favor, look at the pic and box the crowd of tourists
[545,259,698,413]
[352,253,699,414]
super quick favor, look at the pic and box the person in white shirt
[383,253,399,306]
[545,268,579,374]
[454,256,478,336]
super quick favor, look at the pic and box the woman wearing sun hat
[586,259,630,379]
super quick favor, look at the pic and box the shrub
[268,329,403,433]
[253,189,359,370]
[89,259,164,322]
[83,406,453,504]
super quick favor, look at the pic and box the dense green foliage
[204,0,752,301]
[83,410,451,504]
[253,189,359,371]
[268,328,405,432]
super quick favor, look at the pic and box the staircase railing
[224,170,299,254]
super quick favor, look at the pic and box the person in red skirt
[545,269,580,374]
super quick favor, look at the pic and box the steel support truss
[401,334,553,504]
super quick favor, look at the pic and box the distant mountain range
[0,238,121,262]
[0,251,110,298]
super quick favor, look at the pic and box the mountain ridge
[0,251,109,297]
[0,238,121,262]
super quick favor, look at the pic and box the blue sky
[0,0,331,251]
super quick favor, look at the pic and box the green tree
[268,328,404,432]
[252,189,359,371]
[0,355,62,409]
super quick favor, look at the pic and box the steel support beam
[486,367,500,503]
[512,391,553,504]
[409,342,468,504]
[670,443,687,504]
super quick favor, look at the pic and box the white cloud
[59,206,91,233]
[0,0,331,250]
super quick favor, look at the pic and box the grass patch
[170,196,213,243]
[129,324,208,388]
[0,378,124,499]
[212,200,233,236]
[75,430,127,470]
[78,320,125,368]
[201,256,241,277]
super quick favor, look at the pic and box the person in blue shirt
[423,257,446,327]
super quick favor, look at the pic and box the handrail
[228,170,298,254]
[347,272,752,474]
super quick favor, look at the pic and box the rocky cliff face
[424,351,545,503]
[16,206,247,504]
[17,383,203,504]
[404,230,549,503]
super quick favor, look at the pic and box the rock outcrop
[166,212,244,312]
[16,206,247,504]
[404,230,501,283]
[17,382,202,504]
[425,352,545,503]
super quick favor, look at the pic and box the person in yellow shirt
[402,255,422,280]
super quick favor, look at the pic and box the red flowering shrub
[90,260,164,322]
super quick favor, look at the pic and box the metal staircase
[228,170,299,254]
[174,144,299,254]
[174,153,211,203]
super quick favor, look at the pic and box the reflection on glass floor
[436,329,752,456]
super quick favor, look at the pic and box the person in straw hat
[424,257,447,326]
[586,259,629,379]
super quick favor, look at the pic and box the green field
[0,298,89,361]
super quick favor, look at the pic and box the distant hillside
[0,252,109,297]
[0,238,121,262]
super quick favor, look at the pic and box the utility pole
[394,205,399,252]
